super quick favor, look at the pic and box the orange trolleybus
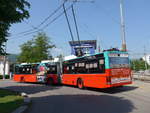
[62,50,132,89]
[13,62,60,85]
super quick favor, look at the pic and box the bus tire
[77,78,84,89]
[20,77,25,82]
[46,78,54,85]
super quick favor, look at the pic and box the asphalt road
[0,80,150,113]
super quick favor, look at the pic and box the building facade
[0,56,10,75]
[142,55,150,65]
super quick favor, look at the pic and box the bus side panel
[13,74,22,82]
[24,74,37,82]
[62,74,109,88]
[13,74,37,82]
[62,74,75,85]
[62,69,111,88]
[83,75,108,88]
[82,69,110,88]
[62,69,132,88]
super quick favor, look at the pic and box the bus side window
[85,63,90,73]
[63,65,69,74]
[99,59,105,73]
[71,64,75,74]
[15,66,20,74]
[53,66,57,74]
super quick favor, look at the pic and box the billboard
[69,40,97,56]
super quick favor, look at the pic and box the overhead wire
[36,0,68,28]
[71,4,81,45]
[10,0,68,37]
[9,3,76,40]
[41,3,75,30]
[23,20,42,31]
[63,3,75,42]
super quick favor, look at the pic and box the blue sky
[7,0,150,57]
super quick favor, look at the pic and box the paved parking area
[0,80,150,113]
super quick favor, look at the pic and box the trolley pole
[120,0,127,51]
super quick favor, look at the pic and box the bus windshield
[109,54,130,68]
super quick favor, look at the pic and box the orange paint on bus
[13,74,37,82]
[13,73,59,84]
[62,68,132,88]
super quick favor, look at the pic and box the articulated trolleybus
[62,50,132,89]
[13,61,61,85]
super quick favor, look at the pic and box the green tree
[131,59,150,71]
[17,40,34,63]
[18,32,55,63]
[0,0,30,54]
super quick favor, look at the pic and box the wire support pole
[71,5,81,46]
[63,4,75,42]
[144,46,148,70]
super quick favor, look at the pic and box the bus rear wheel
[46,78,54,85]
[20,77,25,82]
[77,79,84,89]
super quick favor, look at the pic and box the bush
[0,75,10,79]
[0,75,3,79]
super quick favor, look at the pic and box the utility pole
[144,46,148,70]
[120,0,127,51]
[97,37,101,53]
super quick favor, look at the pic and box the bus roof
[64,51,128,62]
[15,63,40,66]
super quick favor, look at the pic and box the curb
[12,93,31,113]
[134,77,150,82]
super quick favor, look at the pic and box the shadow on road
[1,80,138,95]
[86,86,138,94]
[27,94,135,113]
[63,85,138,94]
[4,84,61,95]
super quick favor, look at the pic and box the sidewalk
[133,74,150,82]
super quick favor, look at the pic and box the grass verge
[0,89,23,113]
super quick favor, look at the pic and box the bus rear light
[106,76,111,85]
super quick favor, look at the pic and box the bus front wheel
[77,79,84,89]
